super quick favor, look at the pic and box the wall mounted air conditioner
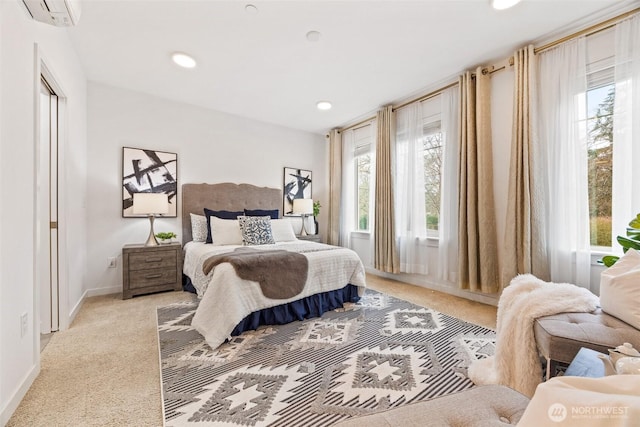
[21,0,81,27]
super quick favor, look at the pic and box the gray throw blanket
[202,247,308,299]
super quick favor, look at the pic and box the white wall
[85,82,327,294]
[0,1,87,423]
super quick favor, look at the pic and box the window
[586,83,614,247]
[585,29,615,247]
[341,122,375,238]
[421,120,443,236]
[356,153,371,230]
[353,125,373,231]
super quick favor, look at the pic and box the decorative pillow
[238,216,275,245]
[209,216,243,246]
[244,208,279,219]
[190,213,208,242]
[204,208,244,243]
[600,248,640,329]
[270,218,297,242]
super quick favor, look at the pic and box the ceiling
[67,0,631,135]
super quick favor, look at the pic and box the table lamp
[133,193,169,246]
[292,198,313,236]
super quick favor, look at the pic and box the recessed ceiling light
[245,4,258,14]
[171,52,197,69]
[316,101,332,111]
[491,0,521,10]
[306,30,321,42]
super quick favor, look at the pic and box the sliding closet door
[39,77,59,334]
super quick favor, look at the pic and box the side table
[122,242,183,299]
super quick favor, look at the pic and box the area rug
[157,290,496,427]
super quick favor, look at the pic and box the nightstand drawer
[128,252,177,270]
[129,268,178,289]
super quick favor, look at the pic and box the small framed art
[122,147,178,217]
[283,167,312,215]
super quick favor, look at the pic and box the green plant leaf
[627,228,640,239]
[629,215,640,229]
[617,235,640,252]
[602,255,619,267]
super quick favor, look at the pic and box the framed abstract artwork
[283,167,312,215]
[122,147,178,217]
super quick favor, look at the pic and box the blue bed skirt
[183,274,360,337]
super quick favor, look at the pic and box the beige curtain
[458,68,500,293]
[503,46,550,286]
[374,105,399,273]
[327,129,342,246]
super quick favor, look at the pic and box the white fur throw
[468,274,599,397]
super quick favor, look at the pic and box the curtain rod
[337,116,376,134]
[392,80,460,111]
[339,79,466,132]
[339,79,459,133]
[535,7,639,54]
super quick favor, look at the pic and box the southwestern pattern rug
[157,290,496,427]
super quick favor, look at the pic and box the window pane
[421,126,442,235]
[587,85,614,246]
[356,154,370,230]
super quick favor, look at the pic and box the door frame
[33,44,69,354]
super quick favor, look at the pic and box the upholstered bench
[333,385,529,427]
[534,308,640,379]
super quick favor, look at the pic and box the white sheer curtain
[536,38,592,288]
[612,15,640,244]
[339,123,376,250]
[339,129,356,248]
[438,86,460,282]
[395,102,428,274]
[394,88,459,277]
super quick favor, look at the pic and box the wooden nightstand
[297,234,321,243]
[122,242,183,299]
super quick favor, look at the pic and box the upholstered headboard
[181,183,282,244]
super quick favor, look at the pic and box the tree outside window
[356,154,370,230]
[422,123,442,236]
[587,85,614,247]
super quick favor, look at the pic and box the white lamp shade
[133,193,169,215]
[292,198,313,215]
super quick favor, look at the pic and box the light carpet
[157,290,496,427]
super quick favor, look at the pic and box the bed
[181,183,367,349]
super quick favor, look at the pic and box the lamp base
[145,215,159,246]
[300,214,309,236]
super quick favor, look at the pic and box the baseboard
[68,289,88,326]
[0,362,40,425]
[365,267,499,306]
[86,285,121,298]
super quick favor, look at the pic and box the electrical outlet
[20,313,28,337]
[108,257,117,268]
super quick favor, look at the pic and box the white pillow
[271,218,298,242]
[190,213,208,242]
[600,248,640,329]
[209,216,243,245]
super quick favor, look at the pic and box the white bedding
[183,240,367,349]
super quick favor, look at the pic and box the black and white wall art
[283,167,312,215]
[122,147,178,217]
